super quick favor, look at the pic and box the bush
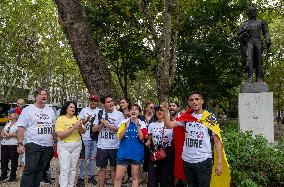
[221,122,284,187]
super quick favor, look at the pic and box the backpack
[90,110,103,141]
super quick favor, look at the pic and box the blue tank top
[117,121,144,161]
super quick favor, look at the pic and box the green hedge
[220,121,284,187]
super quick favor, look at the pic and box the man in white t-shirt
[92,95,124,187]
[77,95,100,186]
[17,88,56,187]
[162,92,223,187]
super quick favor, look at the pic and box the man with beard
[162,92,230,187]
[169,102,187,187]
[17,88,56,187]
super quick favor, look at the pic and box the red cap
[8,108,22,115]
[89,95,99,101]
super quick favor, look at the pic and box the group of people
[0,87,230,187]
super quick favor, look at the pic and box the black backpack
[90,110,103,141]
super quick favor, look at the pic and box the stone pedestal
[238,92,274,143]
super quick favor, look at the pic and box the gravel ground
[0,158,148,187]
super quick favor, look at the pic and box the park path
[0,157,147,187]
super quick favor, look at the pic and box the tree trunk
[136,0,178,103]
[54,0,115,96]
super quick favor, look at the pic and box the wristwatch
[18,143,24,147]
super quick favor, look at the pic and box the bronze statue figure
[238,4,271,82]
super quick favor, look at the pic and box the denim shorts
[117,158,143,166]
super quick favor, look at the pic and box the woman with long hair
[114,104,147,187]
[119,97,131,118]
[147,106,174,187]
[118,97,132,183]
[55,101,86,187]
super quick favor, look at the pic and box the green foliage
[84,0,155,99]
[0,0,87,104]
[223,123,284,186]
[172,0,247,117]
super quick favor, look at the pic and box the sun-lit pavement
[0,157,147,187]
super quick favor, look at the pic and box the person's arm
[1,127,6,138]
[78,122,86,134]
[17,127,25,154]
[118,123,128,140]
[5,132,17,138]
[161,102,179,128]
[105,121,119,132]
[145,134,152,147]
[137,125,144,141]
[213,134,222,176]
[92,119,105,132]
[82,116,91,125]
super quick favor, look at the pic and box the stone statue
[238,4,271,82]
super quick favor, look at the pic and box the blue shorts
[117,158,143,166]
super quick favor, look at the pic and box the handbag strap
[76,116,83,141]
[160,126,165,146]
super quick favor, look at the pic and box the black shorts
[96,148,118,168]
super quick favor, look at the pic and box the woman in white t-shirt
[147,106,174,187]
[0,108,20,182]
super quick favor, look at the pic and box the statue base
[238,92,274,143]
[240,81,269,93]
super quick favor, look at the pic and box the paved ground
[0,157,148,187]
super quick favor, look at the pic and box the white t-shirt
[93,109,124,149]
[17,104,55,147]
[179,112,212,163]
[79,107,100,141]
[1,121,18,145]
[148,121,173,148]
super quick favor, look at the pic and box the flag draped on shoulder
[176,109,231,187]
[117,118,148,140]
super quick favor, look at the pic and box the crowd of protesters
[0,87,230,187]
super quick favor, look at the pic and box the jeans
[58,141,82,187]
[20,143,53,187]
[183,158,212,187]
[79,140,97,179]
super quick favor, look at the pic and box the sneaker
[88,176,97,185]
[77,178,85,187]
[0,176,7,181]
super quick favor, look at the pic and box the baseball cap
[8,108,21,115]
[89,95,99,101]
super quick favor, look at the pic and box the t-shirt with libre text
[148,121,173,149]
[93,109,124,149]
[17,104,55,147]
[179,112,212,163]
